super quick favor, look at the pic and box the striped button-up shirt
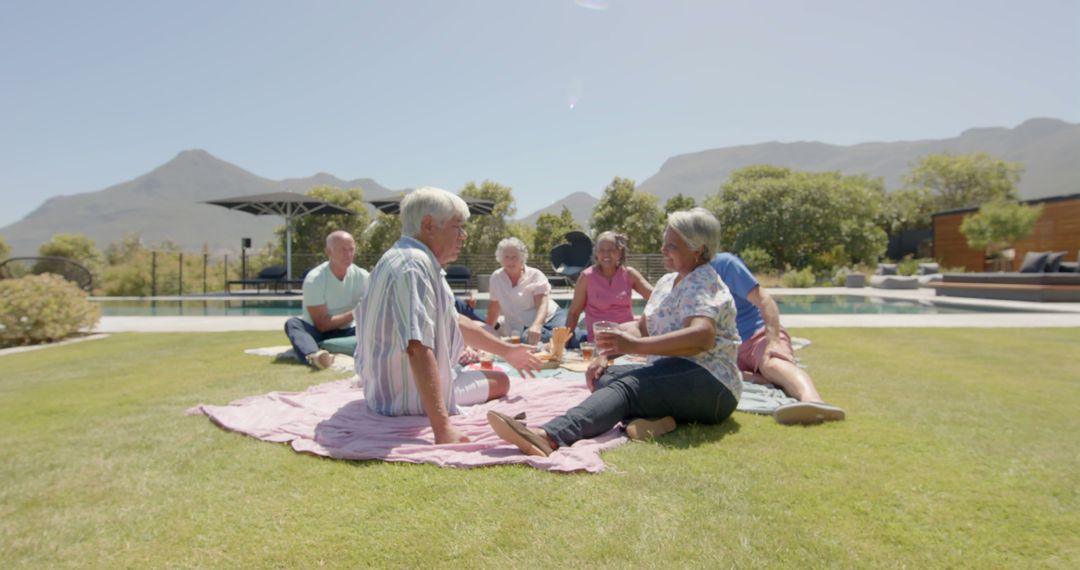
[357,236,465,416]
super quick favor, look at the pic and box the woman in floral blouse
[488,208,741,456]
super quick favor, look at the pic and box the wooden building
[932,193,1080,271]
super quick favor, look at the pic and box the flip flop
[487,410,553,457]
[773,402,846,425]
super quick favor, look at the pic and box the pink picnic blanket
[187,377,627,473]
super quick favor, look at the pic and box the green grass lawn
[2,329,1078,568]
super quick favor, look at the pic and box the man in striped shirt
[355,187,542,444]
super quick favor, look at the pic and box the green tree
[358,212,401,268]
[880,187,936,235]
[104,233,146,265]
[101,234,152,296]
[704,165,888,270]
[903,153,1023,210]
[460,180,516,258]
[664,193,697,214]
[959,199,1043,258]
[589,177,664,253]
[275,186,371,270]
[532,207,581,256]
[0,234,10,260]
[35,233,106,289]
[506,221,535,253]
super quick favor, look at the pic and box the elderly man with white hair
[486,237,567,345]
[355,187,542,444]
[284,230,369,369]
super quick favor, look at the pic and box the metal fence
[134,250,671,295]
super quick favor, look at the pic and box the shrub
[103,263,153,296]
[894,256,936,276]
[810,244,850,274]
[896,258,918,276]
[0,274,101,347]
[780,266,816,288]
[737,247,774,273]
[832,266,854,286]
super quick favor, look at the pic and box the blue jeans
[513,307,570,344]
[284,317,354,365]
[542,358,738,448]
[455,298,485,322]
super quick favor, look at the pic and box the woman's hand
[526,325,543,346]
[595,329,635,358]
[585,358,608,392]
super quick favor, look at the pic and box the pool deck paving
[94,287,1080,333]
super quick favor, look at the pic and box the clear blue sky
[1,0,1077,228]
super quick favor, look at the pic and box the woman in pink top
[565,231,653,343]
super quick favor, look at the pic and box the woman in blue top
[487,208,741,456]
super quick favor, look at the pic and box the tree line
[0,152,1042,294]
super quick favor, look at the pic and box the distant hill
[636,118,1080,205]
[0,150,401,256]
[4,118,1077,256]
[519,192,598,228]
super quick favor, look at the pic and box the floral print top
[643,263,741,400]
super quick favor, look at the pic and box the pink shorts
[736,327,796,373]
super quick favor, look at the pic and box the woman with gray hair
[487,208,741,456]
[564,230,653,345]
[486,237,567,345]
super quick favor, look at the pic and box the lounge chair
[932,272,1080,302]
[228,265,290,293]
[916,262,943,286]
[869,263,918,290]
[445,265,471,293]
[549,231,593,287]
[0,256,94,292]
[931,251,1080,302]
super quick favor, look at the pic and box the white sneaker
[308,349,334,370]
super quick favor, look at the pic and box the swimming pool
[92,295,1039,317]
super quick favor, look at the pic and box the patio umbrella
[369,195,496,216]
[204,192,355,282]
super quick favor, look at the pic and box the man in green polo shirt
[284,230,370,369]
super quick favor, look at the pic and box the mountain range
[1,150,401,256]
[2,118,1077,255]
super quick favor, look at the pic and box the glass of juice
[592,321,619,363]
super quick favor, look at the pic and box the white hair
[400,187,471,238]
[495,237,528,264]
[666,208,721,262]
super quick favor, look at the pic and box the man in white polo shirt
[356,187,542,444]
[284,230,369,369]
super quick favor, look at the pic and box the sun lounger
[227,265,299,293]
[931,272,1080,302]
[870,263,918,289]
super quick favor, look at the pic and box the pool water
[94,295,1034,317]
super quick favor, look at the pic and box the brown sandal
[487,411,553,457]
